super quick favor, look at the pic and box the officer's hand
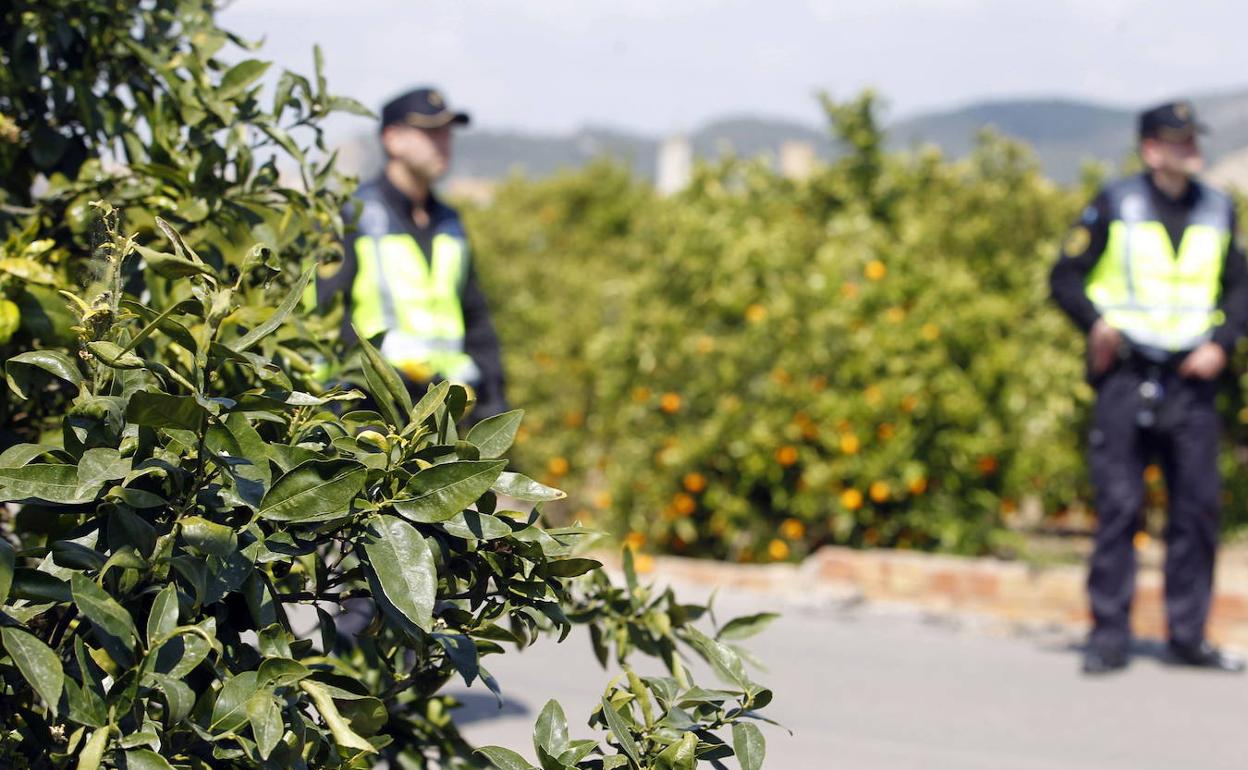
[1179,341,1227,380]
[1088,319,1122,376]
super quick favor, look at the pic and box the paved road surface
[446,576,1248,770]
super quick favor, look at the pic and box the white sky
[218,0,1248,139]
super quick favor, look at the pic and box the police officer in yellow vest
[318,87,508,424]
[1051,101,1248,674]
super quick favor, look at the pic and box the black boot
[1167,640,1246,673]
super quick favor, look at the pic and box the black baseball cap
[1138,101,1207,141]
[380,87,470,130]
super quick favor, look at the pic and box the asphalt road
[446,576,1248,770]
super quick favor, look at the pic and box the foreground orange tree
[0,3,777,767]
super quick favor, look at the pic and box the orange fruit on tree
[776,445,799,466]
[840,434,860,455]
[683,472,707,493]
[908,477,928,495]
[547,456,570,476]
[869,480,890,503]
[660,392,682,413]
[673,493,696,516]
[744,303,767,323]
[767,538,790,561]
[864,259,887,281]
[780,518,806,540]
[841,488,863,510]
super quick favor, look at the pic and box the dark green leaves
[0,539,13,605]
[491,472,567,502]
[362,515,436,633]
[1,628,63,715]
[70,576,136,644]
[0,463,96,504]
[466,409,524,458]
[4,350,82,399]
[393,460,506,523]
[717,612,779,642]
[125,392,208,432]
[732,722,766,770]
[600,696,641,767]
[220,59,271,97]
[353,327,413,428]
[229,267,313,353]
[259,459,365,522]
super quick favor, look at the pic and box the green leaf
[259,459,366,522]
[77,726,110,770]
[466,409,524,459]
[220,59,271,98]
[132,244,217,279]
[475,746,539,770]
[354,326,413,426]
[124,749,175,770]
[655,731,698,770]
[441,510,513,540]
[211,671,261,734]
[247,692,284,759]
[599,696,641,768]
[363,514,436,633]
[0,443,53,468]
[4,350,82,399]
[392,460,507,523]
[258,657,310,688]
[328,95,375,117]
[732,722,766,770]
[540,558,602,578]
[0,539,13,605]
[125,392,208,432]
[681,626,751,690]
[409,379,450,428]
[1,627,63,715]
[491,472,566,502]
[180,515,237,557]
[148,673,195,724]
[71,573,138,645]
[432,632,479,687]
[533,699,569,766]
[0,257,56,284]
[76,447,130,496]
[86,340,146,369]
[300,680,375,753]
[230,267,313,353]
[718,612,780,641]
[10,569,70,603]
[146,583,179,649]
[0,463,96,505]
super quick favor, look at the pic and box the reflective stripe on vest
[351,231,479,384]
[1084,177,1229,353]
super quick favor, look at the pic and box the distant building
[779,140,817,181]
[656,135,692,196]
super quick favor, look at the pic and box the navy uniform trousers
[1087,357,1221,652]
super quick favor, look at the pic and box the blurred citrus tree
[0,2,778,768]
[469,94,1166,561]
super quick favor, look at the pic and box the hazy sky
[218,0,1248,139]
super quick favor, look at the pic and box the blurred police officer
[1051,101,1248,674]
[318,87,508,424]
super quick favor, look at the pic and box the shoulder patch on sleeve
[1063,226,1091,257]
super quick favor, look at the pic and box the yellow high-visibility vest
[349,192,478,384]
[1085,176,1231,353]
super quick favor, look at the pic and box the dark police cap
[381,87,470,130]
[1138,101,1207,141]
